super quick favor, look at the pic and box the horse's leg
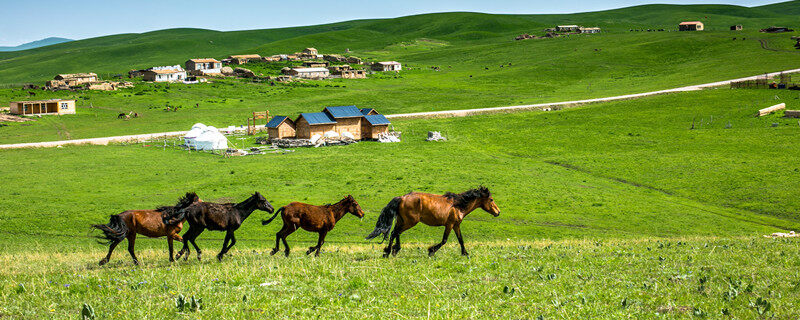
[168,237,174,262]
[282,224,296,257]
[127,233,139,265]
[168,232,182,262]
[308,230,327,256]
[383,220,399,258]
[271,224,287,255]
[217,230,234,261]
[190,230,204,261]
[176,227,195,260]
[428,225,452,257]
[453,224,468,256]
[99,240,120,266]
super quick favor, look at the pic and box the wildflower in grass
[64,284,70,288]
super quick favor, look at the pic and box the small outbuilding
[302,48,319,56]
[228,54,262,64]
[361,114,391,140]
[679,21,704,31]
[323,105,363,139]
[556,25,581,32]
[295,112,336,139]
[52,73,98,86]
[731,25,743,31]
[302,61,329,68]
[372,61,402,72]
[9,99,76,115]
[143,66,186,82]
[579,27,601,34]
[284,67,330,79]
[266,116,296,139]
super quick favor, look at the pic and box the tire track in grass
[542,159,798,231]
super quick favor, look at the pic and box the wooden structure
[757,103,785,117]
[247,111,270,135]
[679,21,704,31]
[360,108,379,116]
[361,114,391,139]
[9,99,76,115]
[295,112,336,139]
[784,110,800,118]
[323,105,363,139]
[266,116,296,139]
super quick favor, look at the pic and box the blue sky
[0,0,785,46]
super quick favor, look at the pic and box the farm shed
[324,105,363,139]
[143,66,186,82]
[295,112,336,139]
[266,116,296,139]
[730,25,743,31]
[556,25,581,32]
[228,54,261,64]
[372,61,402,72]
[9,99,76,115]
[360,108,379,116]
[303,61,329,68]
[340,70,366,79]
[185,58,222,75]
[579,27,601,34]
[328,65,352,73]
[679,21,704,31]
[51,73,98,86]
[285,67,330,79]
[361,114,391,140]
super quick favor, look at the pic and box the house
[328,65,352,73]
[284,67,330,79]
[323,105,363,139]
[360,108,379,116]
[346,56,363,65]
[266,116,296,139]
[324,54,347,62]
[9,99,76,115]
[372,61,402,72]
[263,56,281,62]
[185,58,222,75]
[679,21,704,31]
[556,25,581,32]
[731,25,743,31]
[295,112,336,139]
[361,114,391,140]
[302,61,329,68]
[228,54,261,64]
[579,27,601,34]
[302,48,318,56]
[50,73,98,87]
[143,66,186,82]
[340,69,366,79]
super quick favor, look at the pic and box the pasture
[1,87,799,318]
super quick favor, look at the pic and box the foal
[167,192,274,261]
[92,192,201,265]
[262,195,364,257]
[366,186,500,257]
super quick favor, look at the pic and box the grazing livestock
[366,186,500,257]
[92,192,201,265]
[167,192,274,261]
[262,195,364,256]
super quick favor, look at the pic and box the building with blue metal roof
[361,114,391,139]
[360,108,378,116]
[266,116,296,139]
[295,112,337,139]
[323,105,362,118]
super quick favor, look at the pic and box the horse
[167,192,274,261]
[92,192,201,266]
[261,195,364,257]
[366,186,500,258]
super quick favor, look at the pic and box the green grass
[2,87,800,318]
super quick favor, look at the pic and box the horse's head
[185,192,202,204]
[344,195,365,218]
[477,186,500,217]
[253,192,275,213]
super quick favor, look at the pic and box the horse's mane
[444,186,490,210]
[158,192,199,218]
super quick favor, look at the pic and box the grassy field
[1,3,800,144]
[1,87,799,317]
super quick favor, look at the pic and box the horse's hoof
[428,250,436,257]
[284,251,290,257]
[461,252,470,257]
[132,260,140,266]
[382,253,390,258]
[216,255,224,261]
[99,259,108,266]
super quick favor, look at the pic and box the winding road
[2,68,799,150]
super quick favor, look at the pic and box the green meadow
[1,1,800,319]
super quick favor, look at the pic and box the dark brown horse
[167,192,274,261]
[261,195,364,257]
[92,192,201,265]
[366,186,500,257]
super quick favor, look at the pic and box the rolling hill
[0,2,798,84]
[0,37,73,52]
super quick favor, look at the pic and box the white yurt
[183,123,207,148]
[184,123,228,150]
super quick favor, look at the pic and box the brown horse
[167,192,274,261]
[261,195,364,257]
[366,186,500,257]
[92,192,201,265]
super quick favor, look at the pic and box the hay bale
[757,103,785,116]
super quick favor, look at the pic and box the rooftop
[680,21,703,25]
[292,67,330,73]
[324,105,362,118]
[364,114,391,126]
[189,58,220,63]
[266,116,290,128]
[12,99,74,104]
[299,112,336,125]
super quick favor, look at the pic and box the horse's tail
[366,197,402,242]
[261,207,284,225]
[92,215,128,245]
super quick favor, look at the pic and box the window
[60,102,69,110]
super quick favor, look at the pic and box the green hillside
[0,3,798,84]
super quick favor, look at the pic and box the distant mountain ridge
[0,37,73,52]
